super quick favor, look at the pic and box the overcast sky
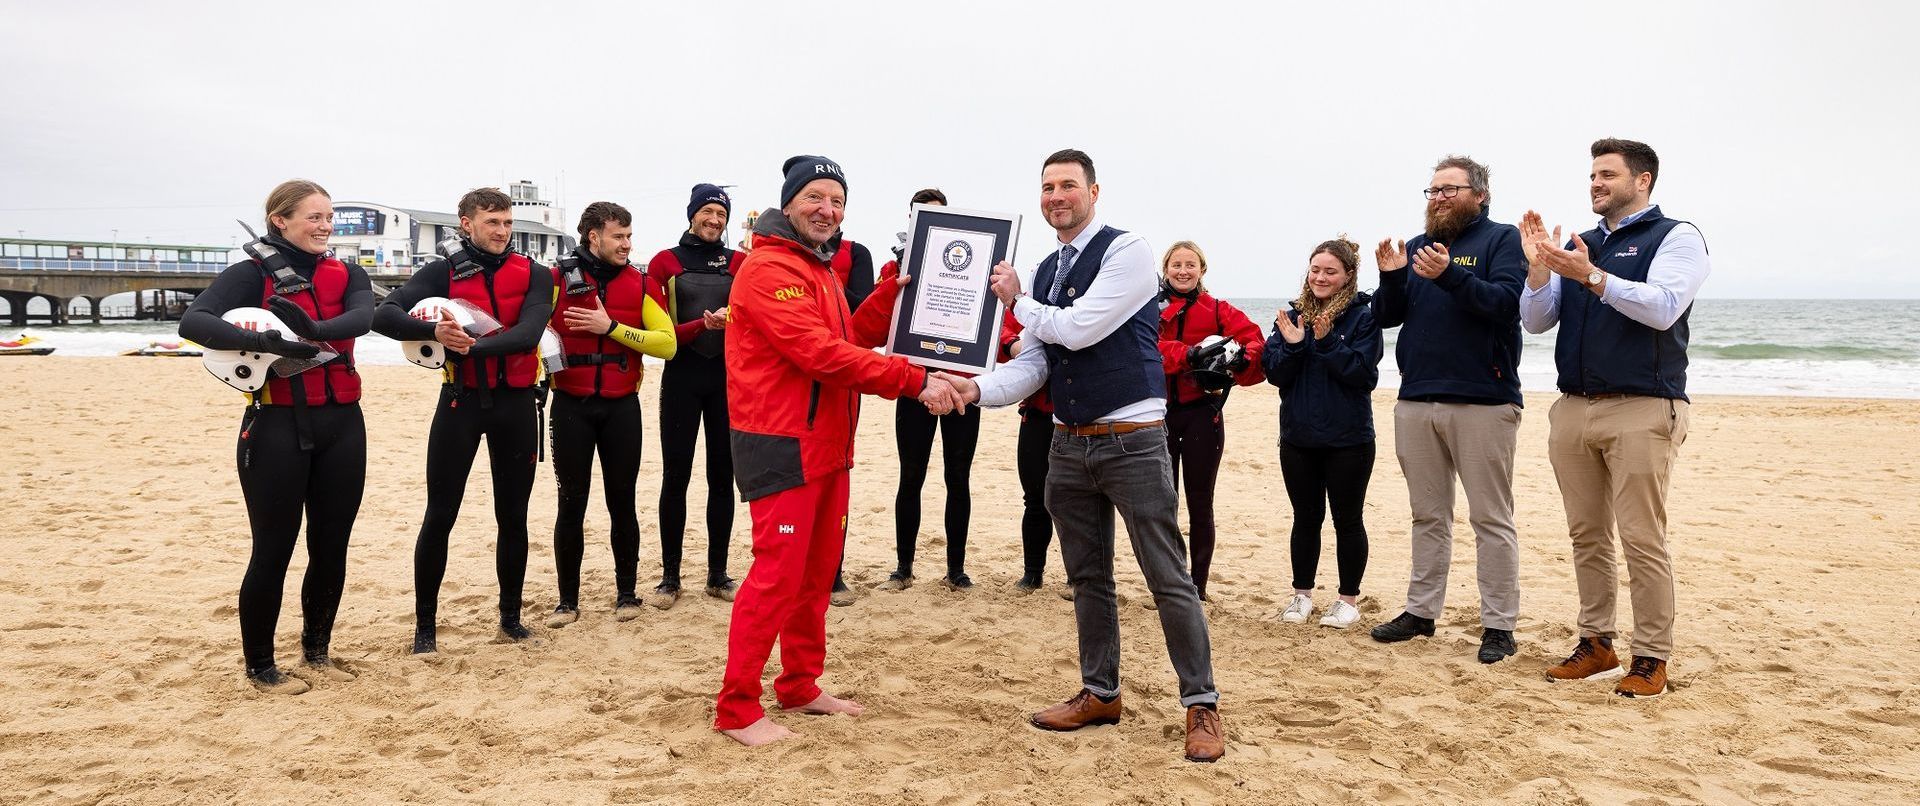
[3,1,1914,298]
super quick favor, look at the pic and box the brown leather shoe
[1545,636,1624,683]
[1029,689,1121,731]
[1184,705,1225,762]
[1614,656,1669,698]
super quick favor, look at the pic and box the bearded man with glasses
[1368,155,1530,666]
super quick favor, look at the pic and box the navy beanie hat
[687,183,731,222]
[780,155,847,208]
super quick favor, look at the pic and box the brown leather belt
[1055,419,1165,436]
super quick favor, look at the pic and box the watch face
[1588,270,1604,286]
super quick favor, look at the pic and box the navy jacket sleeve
[1430,227,1523,325]
[469,262,554,357]
[298,265,374,341]
[1262,310,1308,391]
[1372,267,1409,329]
[1313,305,1383,390]
[178,262,270,350]
[372,261,449,341]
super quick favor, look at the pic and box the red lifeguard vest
[549,260,655,398]
[258,256,360,406]
[448,253,539,389]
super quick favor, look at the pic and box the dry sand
[2,357,1917,804]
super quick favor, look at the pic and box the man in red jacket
[714,155,958,746]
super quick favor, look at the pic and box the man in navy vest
[1369,156,1529,665]
[1521,138,1710,699]
[944,149,1223,763]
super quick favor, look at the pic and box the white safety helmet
[539,327,567,375]
[402,297,503,369]
[1188,334,1243,393]
[203,307,294,392]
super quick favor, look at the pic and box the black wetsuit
[373,242,553,648]
[654,232,739,592]
[178,236,373,677]
[890,398,980,581]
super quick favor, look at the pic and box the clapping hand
[1411,243,1450,280]
[435,309,475,354]
[1375,238,1407,273]
[1535,230,1598,283]
[1275,311,1305,344]
[1519,210,1559,288]
[1311,313,1333,340]
[701,307,729,330]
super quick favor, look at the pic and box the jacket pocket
[729,429,807,501]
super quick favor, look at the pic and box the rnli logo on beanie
[814,163,843,178]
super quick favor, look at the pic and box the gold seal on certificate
[884,204,1022,374]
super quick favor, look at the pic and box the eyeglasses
[1423,185,1471,200]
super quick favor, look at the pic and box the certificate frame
[883,203,1022,374]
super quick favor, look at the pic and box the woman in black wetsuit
[178,179,373,694]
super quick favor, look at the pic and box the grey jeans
[1393,400,1522,629]
[1047,425,1218,707]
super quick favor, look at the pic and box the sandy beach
[2,356,1916,805]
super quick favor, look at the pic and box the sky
[2,0,1916,298]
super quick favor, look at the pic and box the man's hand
[266,296,320,340]
[1411,243,1451,280]
[564,296,614,335]
[1376,238,1407,273]
[918,372,961,415]
[434,309,475,354]
[935,371,981,406]
[1275,311,1305,344]
[702,307,729,330]
[1536,232,1598,284]
[989,261,1022,306]
[1519,210,1558,290]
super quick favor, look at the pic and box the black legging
[657,353,734,588]
[1166,401,1225,596]
[415,385,538,630]
[1279,440,1373,596]
[549,391,642,607]
[891,398,981,578]
[236,403,365,673]
[1016,406,1055,580]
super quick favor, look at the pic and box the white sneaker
[1319,600,1360,629]
[1280,593,1315,623]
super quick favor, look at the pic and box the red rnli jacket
[1157,291,1266,405]
[725,217,928,501]
[259,256,360,406]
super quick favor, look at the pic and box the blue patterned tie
[1049,244,1077,304]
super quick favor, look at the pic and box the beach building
[328,180,573,271]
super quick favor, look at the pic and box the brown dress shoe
[1614,656,1669,698]
[1184,705,1225,762]
[1030,689,1121,731]
[1545,636,1624,682]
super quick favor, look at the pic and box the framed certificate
[883,204,1022,374]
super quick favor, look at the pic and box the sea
[10,299,1919,399]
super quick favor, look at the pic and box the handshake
[917,371,981,415]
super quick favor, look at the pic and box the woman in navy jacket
[1263,237,1383,630]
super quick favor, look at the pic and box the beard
[1423,201,1480,244]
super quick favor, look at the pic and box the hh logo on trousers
[778,524,795,534]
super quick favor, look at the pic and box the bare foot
[720,717,795,746]
[783,692,865,717]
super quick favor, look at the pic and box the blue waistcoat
[1555,206,1699,400]
[1030,226,1166,425]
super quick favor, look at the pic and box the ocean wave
[1693,343,1917,361]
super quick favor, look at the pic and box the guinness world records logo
[942,240,973,271]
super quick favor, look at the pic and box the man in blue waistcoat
[944,149,1224,763]
[1369,155,1529,665]
[1521,138,1710,699]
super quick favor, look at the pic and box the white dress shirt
[1521,205,1712,334]
[975,215,1166,423]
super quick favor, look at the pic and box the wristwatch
[1585,269,1606,288]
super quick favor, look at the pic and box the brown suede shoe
[1545,636,1624,683]
[1615,656,1668,699]
[1030,689,1121,731]
[1184,705,1225,762]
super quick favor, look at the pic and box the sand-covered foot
[783,692,865,717]
[495,620,541,646]
[411,628,438,655]
[646,585,680,611]
[301,656,357,682]
[614,594,644,621]
[545,605,579,629]
[247,666,310,695]
[720,717,794,747]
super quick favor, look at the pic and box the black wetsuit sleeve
[179,262,271,350]
[373,260,450,341]
[469,262,554,357]
[302,265,375,341]
[843,242,876,312]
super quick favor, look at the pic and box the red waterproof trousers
[713,469,850,730]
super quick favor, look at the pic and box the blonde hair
[1292,234,1361,324]
[265,179,330,236]
[1161,240,1208,294]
